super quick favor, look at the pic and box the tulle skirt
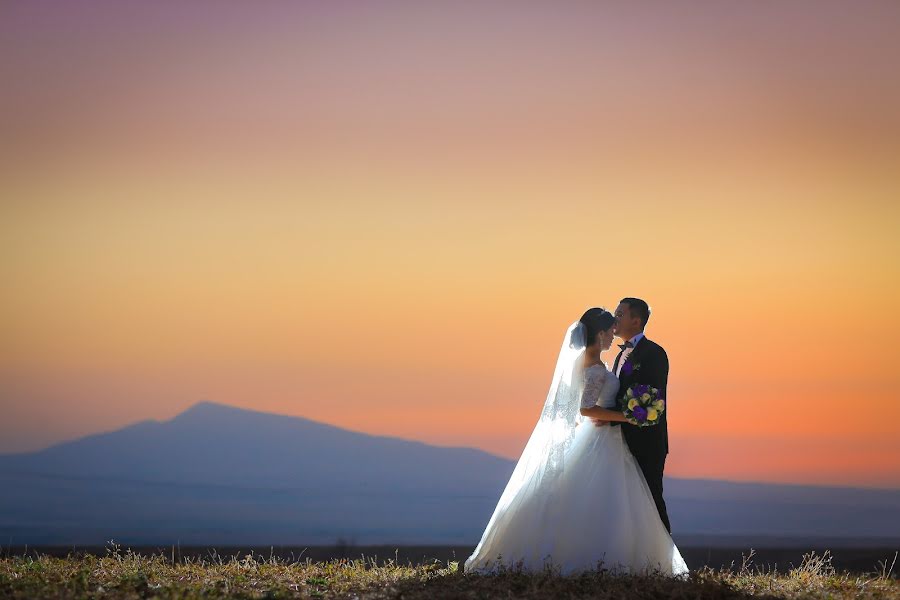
[464,420,689,576]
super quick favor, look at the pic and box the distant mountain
[1,401,898,546]
[0,401,510,493]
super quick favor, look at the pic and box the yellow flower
[646,408,658,421]
[627,398,638,410]
[653,400,665,412]
[641,393,651,401]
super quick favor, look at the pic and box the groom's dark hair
[620,297,651,328]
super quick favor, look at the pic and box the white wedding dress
[464,328,689,576]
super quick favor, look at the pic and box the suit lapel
[628,336,650,371]
[612,349,624,376]
[619,336,650,389]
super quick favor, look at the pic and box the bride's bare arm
[579,406,627,422]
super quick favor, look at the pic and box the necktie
[617,341,634,351]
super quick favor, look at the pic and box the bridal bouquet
[622,384,665,427]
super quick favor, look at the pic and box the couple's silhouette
[464,299,687,576]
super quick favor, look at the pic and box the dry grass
[0,542,897,599]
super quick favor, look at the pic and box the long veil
[466,320,587,567]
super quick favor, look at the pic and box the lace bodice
[580,363,620,409]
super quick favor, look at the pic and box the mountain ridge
[0,400,512,463]
[1,400,898,545]
[6,400,896,493]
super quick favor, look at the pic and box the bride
[464,308,689,576]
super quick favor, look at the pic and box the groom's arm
[647,345,669,400]
[638,345,667,390]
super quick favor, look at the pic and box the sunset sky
[1,1,898,488]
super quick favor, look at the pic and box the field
[1,543,897,600]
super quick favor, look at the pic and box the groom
[594,297,671,533]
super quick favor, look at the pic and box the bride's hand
[591,419,609,428]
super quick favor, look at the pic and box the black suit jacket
[611,336,669,459]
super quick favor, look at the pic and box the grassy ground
[1,543,897,599]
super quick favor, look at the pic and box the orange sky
[1,1,899,488]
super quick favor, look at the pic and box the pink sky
[1,1,899,488]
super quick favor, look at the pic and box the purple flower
[632,405,648,422]
[633,384,649,397]
[621,361,633,376]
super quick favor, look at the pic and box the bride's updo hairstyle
[579,307,615,347]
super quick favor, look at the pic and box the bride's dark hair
[579,307,615,347]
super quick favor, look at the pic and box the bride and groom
[464,298,689,576]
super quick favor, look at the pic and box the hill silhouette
[1,401,897,545]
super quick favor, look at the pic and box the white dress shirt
[615,331,645,377]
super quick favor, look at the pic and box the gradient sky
[2,1,899,488]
